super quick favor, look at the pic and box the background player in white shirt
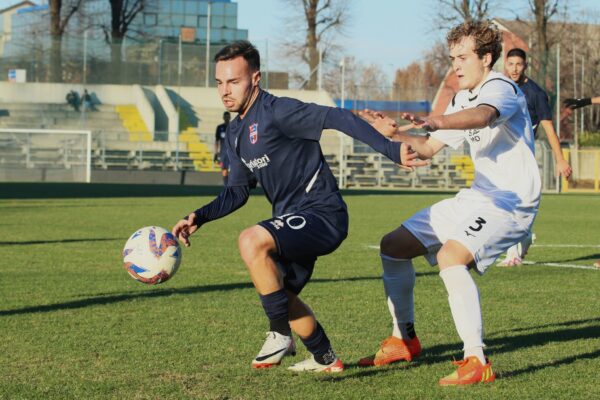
[358,20,541,385]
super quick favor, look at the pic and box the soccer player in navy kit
[500,48,572,266]
[214,111,231,185]
[171,40,425,373]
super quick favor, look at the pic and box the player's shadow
[560,253,600,262]
[326,316,600,380]
[0,275,421,316]
[0,238,120,246]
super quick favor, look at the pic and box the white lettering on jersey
[242,154,271,172]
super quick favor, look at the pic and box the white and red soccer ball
[122,226,181,284]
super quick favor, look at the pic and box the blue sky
[236,0,599,76]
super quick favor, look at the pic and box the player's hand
[401,113,439,132]
[172,212,199,247]
[556,159,572,179]
[359,109,398,138]
[399,142,429,171]
[563,98,591,110]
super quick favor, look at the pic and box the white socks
[439,265,486,365]
[381,254,415,340]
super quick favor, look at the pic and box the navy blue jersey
[215,122,228,160]
[519,78,552,137]
[225,90,344,216]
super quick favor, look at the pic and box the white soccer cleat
[287,353,344,373]
[251,331,296,369]
[498,232,535,267]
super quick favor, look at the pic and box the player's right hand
[172,212,199,247]
[401,113,439,131]
[359,109,398,137]
[563,98,591,110]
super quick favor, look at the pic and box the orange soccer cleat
[439,356,496,386]
[358,336,421,367]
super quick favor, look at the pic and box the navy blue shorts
[258,209,348,294]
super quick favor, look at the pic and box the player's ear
[482,52,492,69]
[252,70,261,87]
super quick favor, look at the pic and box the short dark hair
[214,40,260,71]
[447,20,503,68]
[223,111,230,118]
[506,48,527,61]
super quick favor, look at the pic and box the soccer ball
[122,226,181,284]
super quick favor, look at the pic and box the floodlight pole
[205,1,212,88]
[83,30,88,85]
[317,47,322,91]
[338,57,346,188]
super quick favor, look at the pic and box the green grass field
[1,192,599,399]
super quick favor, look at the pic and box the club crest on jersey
[249,123,258,144]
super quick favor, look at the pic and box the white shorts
[403,189,535,274]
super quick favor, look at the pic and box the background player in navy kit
[563,95,600,268]
[171,40,425,373]
[214,111,231,185]
[500,48,572,266]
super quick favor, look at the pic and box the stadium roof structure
[0,1,34,15]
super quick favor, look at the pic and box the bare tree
[436,0,495,28]
[527,0,563,88]
[104,0,146,82]
[279,0,350,90]
[49,0,84,82]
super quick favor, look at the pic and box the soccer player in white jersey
[358,20,541,385]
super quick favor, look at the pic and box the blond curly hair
[447,20,503,68]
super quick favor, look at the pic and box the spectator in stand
[81,89,94,112]
[66,90,79,112]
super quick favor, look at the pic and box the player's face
[215,56,260,117]
[505,56,527,83]
[449,36,491,91]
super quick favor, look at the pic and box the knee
[238,226,272,265]
[380,232,399,257]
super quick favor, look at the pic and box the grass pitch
[1,192,599,399]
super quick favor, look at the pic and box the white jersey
[431,71,541,224]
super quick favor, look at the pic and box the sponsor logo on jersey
[242,154,270,172]
[249,123,258,144]
[468,129,481,142]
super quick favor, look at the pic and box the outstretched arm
[172,185,250,246]
[539,120,571,178]
[564,96,600,109]
[402,105,498,132]
[324,108,428,169]
[359,109,445,160]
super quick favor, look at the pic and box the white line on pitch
[365,245,599,271]
[531,244,600,248]
[520,260,599,270]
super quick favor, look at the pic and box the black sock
[300,322,336,365]
[259,289,291,336]
[405,322,416,339]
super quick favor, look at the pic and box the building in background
[0,0,249,86]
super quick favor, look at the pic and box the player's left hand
[556,159,572,179]
[399,142,429,171]
[401,113,439,132]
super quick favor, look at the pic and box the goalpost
[0,128,92,183]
